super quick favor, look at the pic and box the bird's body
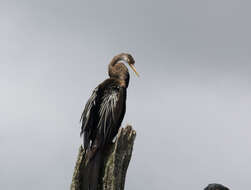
[80,53,138,190]
[81,78,127,150]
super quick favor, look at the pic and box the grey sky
[1,0,251,189]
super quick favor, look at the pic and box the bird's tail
[81,148,103,190]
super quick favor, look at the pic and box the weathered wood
[71,125,136,190]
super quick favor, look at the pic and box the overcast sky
[1,0,251,189]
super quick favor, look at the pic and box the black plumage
[80,79,126,149]
[204,183,230,190]
[80,53,138,190]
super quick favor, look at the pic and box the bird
[80,53,139,190]
[204,183,230,190]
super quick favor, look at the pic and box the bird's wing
[98,86,124,145]
[80,87,98,149]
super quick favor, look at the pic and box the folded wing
[81,85,125,149]
[80,87,98,149]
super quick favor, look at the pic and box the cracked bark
[71,125,136,190]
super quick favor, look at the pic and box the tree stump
[71,125,136,190]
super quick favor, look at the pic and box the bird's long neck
[108,55,130,88]
[110,54,125,67]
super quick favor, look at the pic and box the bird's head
[110,53,139,77]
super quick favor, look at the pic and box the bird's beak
[129,64,140,77]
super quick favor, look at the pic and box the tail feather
[82,149,102,190]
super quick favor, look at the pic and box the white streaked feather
[98,89,119,140]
